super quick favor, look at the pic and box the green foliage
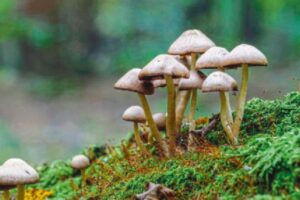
[206,92,300,145]
[232,128,300,195]
[32,160,78,199]
[30,92,300,199]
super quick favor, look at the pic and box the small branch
[191,114,220,137]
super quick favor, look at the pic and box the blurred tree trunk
[20,0,100,77]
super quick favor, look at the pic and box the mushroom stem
[165,75,176,156]
[133,122,150,156]
[188,53,198,131]
[188,88,197,131]
[175,90,191,133]
[138,94,165,156]
[220,91,237,145]
[81,169,86,196]
[217,67,233,124]
[3,190,10,200]
[233,64,248,138]
[17,184,24,200]
[225,92,233,124]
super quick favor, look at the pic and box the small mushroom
[114,68,165,156]
[71,154,90,196]
[0,158,39,200]
[152,113,166,131]
[202,71,238,144]
[178,71,207,131]
[122,106,150,156]
[139,54,189,156]
[223,44,268,139]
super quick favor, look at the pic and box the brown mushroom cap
[71,155,90,170]
[223,44,268,68]
[202,71,238,92]
[178,71,206,90]
[168,29,216,55]
[195,47,229,69]
[152,113,166,130]
[139,54,190,81]
[0,158,39,186]
[122,105,146,123]
[114,68,154,95]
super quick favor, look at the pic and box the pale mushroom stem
[175,56,191,132]
[3,190,10,200]
[220,91,237,145]
[17,184,24,200]
[165,74,176,156]
[133,122,150,156]
[175,90,191,133]
[233,64,248,138]
[218,67,234,125]
[138,94,165,156]
[188,53,198,131]
[81,169,86,196]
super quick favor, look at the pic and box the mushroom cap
[114,68,154,95]
[139,54,190,81]
[152,113,166,130]
[71,155,90,170]
[152,79,180,88]
[196,47,229,69]
[223,44,268,68]
[202,71,238,92]
[168,29,216,55]
[178,71,207,90]
[122,105,146,123]
[0,158,39,186]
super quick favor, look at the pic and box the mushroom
[152,113,166,131]
[196,46,234,126]
[202,71,238,144]
[71,154,90,196]
[0,158,39,200]
[114,68,165,156]
[178,71,207,131]
[223,44,268,138]
[168,29,216,56]
[139,54,189,156]
[168,29,216,132]
[122,105,150,156]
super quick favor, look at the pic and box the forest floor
[18,91,300,200]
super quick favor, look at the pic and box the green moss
[31,92,300,199]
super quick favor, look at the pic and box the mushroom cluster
[0,158,39,200]
[115,29,268,156]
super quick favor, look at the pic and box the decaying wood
[191,114,220,137]
[136,183,176,200]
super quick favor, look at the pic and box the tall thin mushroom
[178,71,206,131]
[71,154,90,196]
[168,29,215,130]
[0,158,39,200]
[139,54,189,156]
[196,46,234,125]
[122,105,150,156]
[114,68,166,156]
[223,44,268,139]
[202,71,238,144]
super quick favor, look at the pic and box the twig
[191,114,220,137]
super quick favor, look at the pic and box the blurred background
[0,0,299,162]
